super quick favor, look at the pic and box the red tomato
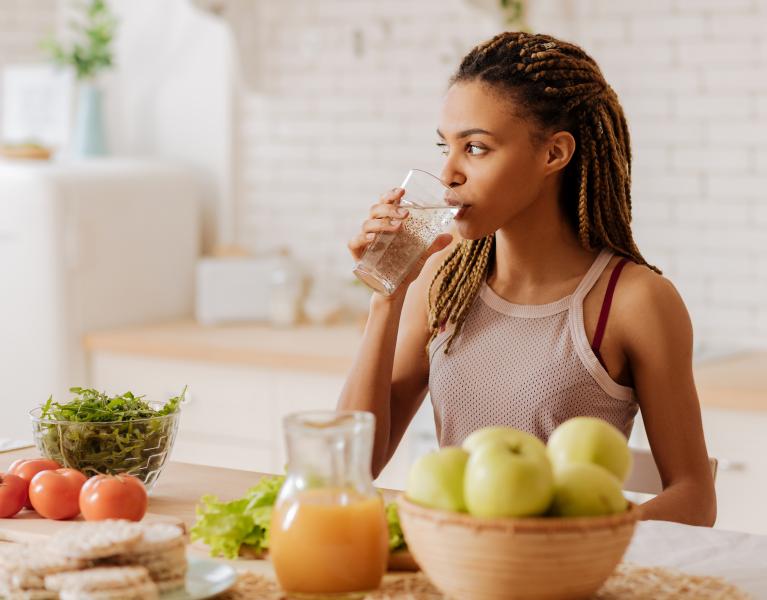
[79,474,147,522]
[9,458,62,509]
[0,473,28,518]
[29,468,87,520]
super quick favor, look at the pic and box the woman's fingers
[369,203,409,220]
[378,187,405,205]
[364,217,403,234]
[349,188,407,263]
[348,232,376,261]
[426,233,454,257]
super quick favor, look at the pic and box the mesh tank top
[428,249,638,447]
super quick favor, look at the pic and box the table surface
[2,447,766,598]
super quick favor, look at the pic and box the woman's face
[437,81,553,240]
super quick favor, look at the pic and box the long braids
[428,32,657,354]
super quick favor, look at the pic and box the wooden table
[3,448,767,598]
[0,447,279,575]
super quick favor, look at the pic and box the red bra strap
[592,258,629,363]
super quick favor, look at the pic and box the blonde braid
[427,236,494,353]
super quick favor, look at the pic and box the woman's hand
[348,188,453,297]
[348,188,408,262]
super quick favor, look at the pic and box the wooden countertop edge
[695,387,767,412]
[83,327,766,411]
[82,335,354,374]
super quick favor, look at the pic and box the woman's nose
[439,160,466,189]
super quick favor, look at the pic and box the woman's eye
[436,142,487,156]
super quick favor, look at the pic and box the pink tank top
[428,249,638,447]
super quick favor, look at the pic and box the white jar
[269,250,304,327]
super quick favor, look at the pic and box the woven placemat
[213,562,752,599]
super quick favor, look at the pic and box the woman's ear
[543,131,576,175]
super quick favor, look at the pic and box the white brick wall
[234,0,767,350]
[5,1,762,351]
[0,0,59,126]
[579,0,767,350]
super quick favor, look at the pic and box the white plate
[162,557,237,599]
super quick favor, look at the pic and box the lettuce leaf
[190,475,284,559]
[191,475,409,558]
[386,502,407,552]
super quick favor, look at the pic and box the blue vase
[72,82,107,156]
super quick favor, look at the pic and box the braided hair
[428,32,657,354]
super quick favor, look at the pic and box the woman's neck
[487,192,598,304]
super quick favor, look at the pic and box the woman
[339,31,716,526]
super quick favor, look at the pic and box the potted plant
[41,0,117,156]
[465,0,528,29]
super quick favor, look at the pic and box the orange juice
[270,488,389,595]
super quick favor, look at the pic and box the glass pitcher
[270,411,389,599]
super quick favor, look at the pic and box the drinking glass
[352,169,460,296]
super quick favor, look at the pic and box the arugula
[40,387,181,422]
[34,387,183,478]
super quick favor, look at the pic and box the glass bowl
[30,403,180,492]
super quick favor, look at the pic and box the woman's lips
[455,205,470,219]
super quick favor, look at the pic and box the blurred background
[0,0,765,531]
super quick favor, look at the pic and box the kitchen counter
[694,351,767,411]
[84,321,767,410]
[84,320,363,375]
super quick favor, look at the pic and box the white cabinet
[0,159,200,440]
[700,407,767,535]
[629,408,767,534]
[88,350,421,490]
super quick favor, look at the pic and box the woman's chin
[455,220,492,241]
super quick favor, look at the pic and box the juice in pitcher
[271,411,388,598]
[270,488,388,595]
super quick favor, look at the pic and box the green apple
[464,440,554,518]
[549,462,628,517]
[406,447,469,512]
[546,417,632,482]
[462,426,547,460]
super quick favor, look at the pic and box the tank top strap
[571,248,614,303]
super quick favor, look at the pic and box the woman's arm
[339,203,455,476]
[619,273,716,526]
[338,291,411,476]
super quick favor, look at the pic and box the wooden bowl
[396,495,638,600]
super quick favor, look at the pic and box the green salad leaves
[34,387,183,481]
[40,387,181,422]
[386,501,407,552]
[190,475,285,559]
[191,476,408,559]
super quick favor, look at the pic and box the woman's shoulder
[611,258,693,353]
[616,259,684,310]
